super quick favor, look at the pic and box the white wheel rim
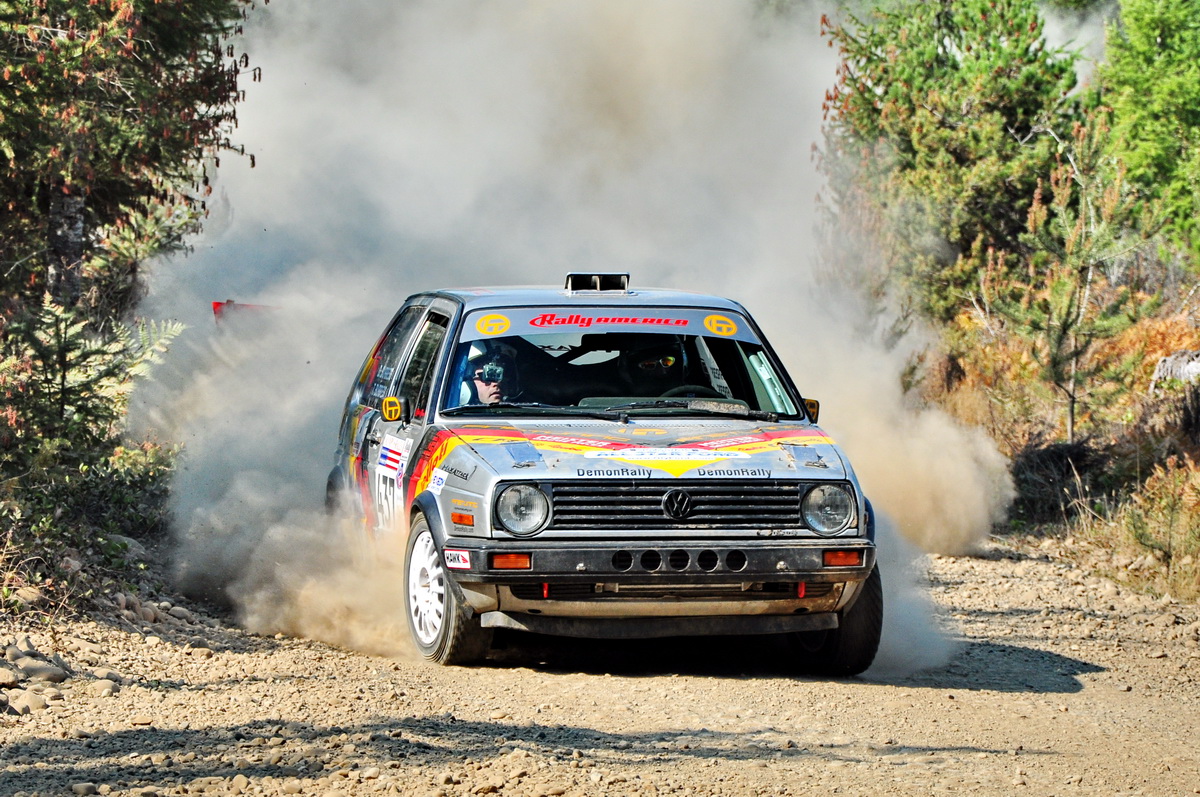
[408,530,445,646]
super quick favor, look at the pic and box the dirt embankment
[1,538,1198,797]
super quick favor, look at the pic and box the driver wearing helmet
[467,350,519,404]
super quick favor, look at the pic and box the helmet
[620,337,685,395]
[460,342,520,404]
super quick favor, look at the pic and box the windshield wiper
[442,403,628,422]
[603,399,778,422]
[603,400,689,411]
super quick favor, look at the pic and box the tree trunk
[47,187,86,307]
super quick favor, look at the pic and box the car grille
[546,479,812,530]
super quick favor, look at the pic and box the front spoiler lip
[479,611,839,639]
[442,537,876,585]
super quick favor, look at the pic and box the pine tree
[0,0,260,315]
[1099,0,1200,259]
[987,117,1162,442]
[0,296,181,478]
[820,0,1080,322]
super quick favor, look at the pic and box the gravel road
[2,537,1198,797]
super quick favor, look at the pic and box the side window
[395,313,449,421]
[364,306,424,411]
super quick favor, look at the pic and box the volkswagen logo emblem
[661,489,693,520]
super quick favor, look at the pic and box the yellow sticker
[381,396,404,422]
[475,314,511,336]
[704,314,738,336]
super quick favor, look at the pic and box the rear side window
[362,306,424,411]
[395,314,449,421]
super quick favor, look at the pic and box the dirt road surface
[2,538,1198,797]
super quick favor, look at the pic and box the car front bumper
[443,537,876,630]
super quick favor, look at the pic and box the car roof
[421,285,749,314]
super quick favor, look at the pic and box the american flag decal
[378,443,403,475]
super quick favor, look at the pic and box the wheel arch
[411,491,449,546]
[325,465,351,513]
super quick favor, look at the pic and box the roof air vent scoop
[564,272,630,293]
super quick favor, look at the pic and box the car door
[342,305,425,524]
[365,310,450,537]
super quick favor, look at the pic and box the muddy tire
[404,516,492,665]
[790,566,883,677]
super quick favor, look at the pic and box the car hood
[436,418,848,480]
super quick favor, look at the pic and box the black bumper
[442,537,876,586]
[479,610,839,639]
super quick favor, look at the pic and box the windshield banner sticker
[530,312,689,329]
[460,307,759,343]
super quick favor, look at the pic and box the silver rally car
[328,273,881,674]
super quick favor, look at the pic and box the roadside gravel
[2,537,1197,797]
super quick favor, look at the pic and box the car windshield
[441,307,800,416]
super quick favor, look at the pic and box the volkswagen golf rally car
[327,273,882,674]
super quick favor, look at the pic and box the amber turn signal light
[491,553,532,570]
[823,550,862,567]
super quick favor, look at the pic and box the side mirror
[803,398,820,423]
[381,396,411,424]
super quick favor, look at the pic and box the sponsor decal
[444,549,471,569]
[696,435,762,449]
[442,464,474,481]
[576,467,654,478]
[688,429,837,455]
[429,468,449,495]
[530,313,689,329]
[475,314,511,336]
[458,434,530,447]
[587,448,750,461]
[704,314,738,336]
[452,497,479,509]
[381,396,404,422]
[409,430,463,496]
[585,447,749,478]
[695,467,772,477]
[532,434,614,448]
[377,434,412,476]
[377,439,403,475]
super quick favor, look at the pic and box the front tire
[790,566,883,677]
[404,516,492,665]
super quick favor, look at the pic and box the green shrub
[1069,455,1200,601]
[0,298,181,615]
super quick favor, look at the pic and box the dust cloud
[135,0,1013,675]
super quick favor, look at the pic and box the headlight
[802,484,855,535]
[495,484,550,536]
